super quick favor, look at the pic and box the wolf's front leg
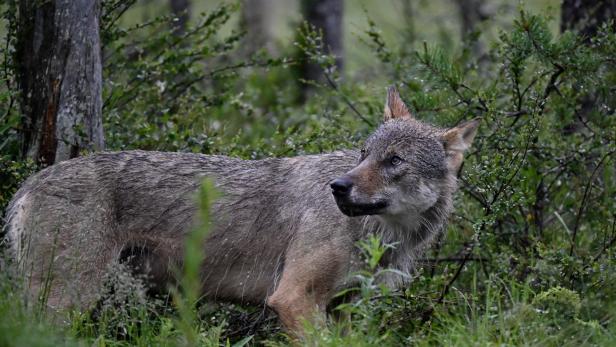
[266,244,348,338]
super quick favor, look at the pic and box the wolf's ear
[442,118,480,172]
[384,86,412,121]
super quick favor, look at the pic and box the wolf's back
[4,150,358,309]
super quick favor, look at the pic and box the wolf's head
[331,86,479,221]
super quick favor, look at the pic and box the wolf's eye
[390,155,403,166]
[360,148,367,157]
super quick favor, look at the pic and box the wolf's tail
[3,184,33,268]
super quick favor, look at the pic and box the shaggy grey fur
[5,100,477,312]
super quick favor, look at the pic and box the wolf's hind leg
[24,238,116,311]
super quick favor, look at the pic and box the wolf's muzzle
[330,176,388,216]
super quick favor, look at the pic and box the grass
[4,224,612,347]
[2,266,614,346]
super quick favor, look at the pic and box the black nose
[330,177,353,196]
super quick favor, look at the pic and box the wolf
[4,86,478,334]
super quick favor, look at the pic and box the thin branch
[592,216,616,263]
[419,256,488,263]
[322,72,373,127]
[569,150,615,256]
[441,249,471,300]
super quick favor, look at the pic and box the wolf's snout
[330,177,353,196]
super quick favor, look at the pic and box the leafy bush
[532,286,581,324]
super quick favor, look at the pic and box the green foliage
[532,286,581,324]
[102,1,243,152]
[0,156,35,238]
[0,1,615,346]
[0,270,83,347]
[171,178,224,346]
[0,0,20,159]
[0,156,35,213]
[296,236,403,347]
[413,276,612,346]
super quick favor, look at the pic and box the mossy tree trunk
[16,0,104,166]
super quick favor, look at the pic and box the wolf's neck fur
[359,175,457,288]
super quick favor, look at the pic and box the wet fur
[4,87,477,334]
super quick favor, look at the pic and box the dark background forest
[0,0,615,346]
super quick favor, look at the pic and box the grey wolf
[5,86,479,335]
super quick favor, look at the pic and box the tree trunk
[170,0,190,36]
[454,0,490,55]
[16,0,104,166]
[560,0,615,134]
[400,0,416,45]
[300,0,344,98]
[561,0,616,41]
[240,0,276,56]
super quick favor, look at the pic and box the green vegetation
[1,0,614,346]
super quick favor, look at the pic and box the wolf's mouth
[333,198,388,217]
